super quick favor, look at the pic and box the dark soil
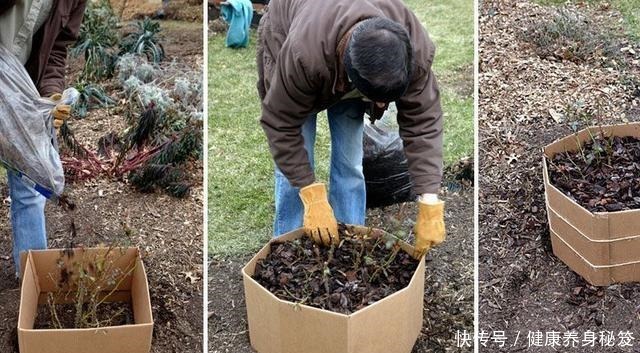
[34,301,134,329]
[549,134,640,212]
[209,191,474,353]
[253,226,419,315]
[479,1,640,352]
[0,20,203,353]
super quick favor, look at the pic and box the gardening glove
[49,93,72,129]
[413,196,445,259]
[299,182,339,246]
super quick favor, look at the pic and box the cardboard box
[543,122,640,286]
[18,247,154,353]
[242,226,425,353]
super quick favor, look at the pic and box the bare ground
[209,189,474,353]
[479,1,640,351]
[0,20,204,353]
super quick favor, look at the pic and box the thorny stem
[369,244,401,284]
[566,152,586,179]
[74,270,87,328]
[45,245,134,329]
[283,286,309,304]
[322,245,335,295]
[47,293,63,329]
[547,157,570,183]
[95,261,137,308]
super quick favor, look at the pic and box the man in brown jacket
[257,0,445,257]
[1,0,86,274]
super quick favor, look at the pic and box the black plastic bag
[363,121,415,209]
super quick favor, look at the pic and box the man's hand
[413,197,445,259]
[299,182,339,245]
[49,93,71,129]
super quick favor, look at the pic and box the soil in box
[34,302,134,329]
[253,225,419,314]
[548,134,640,212]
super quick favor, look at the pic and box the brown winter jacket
[1,0,87,97]
[257,0,443,194]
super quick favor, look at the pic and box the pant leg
[273,116,317,236]
[7,170,47,275]
[327,100,366,225]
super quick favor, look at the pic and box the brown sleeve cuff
[412,174,442,195]
[286,169,315,189]
[39,84,62,98]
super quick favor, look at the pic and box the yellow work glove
[413,200,446,259]
[49,93,71,129]
[299,182,339,245]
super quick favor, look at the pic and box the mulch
[253,226,419,315]
[479,0,640,351]
[549,134,640,212]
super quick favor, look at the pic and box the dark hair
[344,17,413,103]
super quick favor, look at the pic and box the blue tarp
[221,0,253,48]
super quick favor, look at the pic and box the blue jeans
[7,170,47,274]
[273,100,367,236]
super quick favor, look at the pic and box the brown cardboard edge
[550,230,611,286]
[542,129,640,240]
[542,154,604,238]
[241,226,426,318]
[543,122,640,158]
[132,251,154,325]
[20,323,155,333]
[18,247,154,332]
[18,251,39,351]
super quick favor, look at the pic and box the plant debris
[35,246,137,330]
[253,225,419,315]
[34,302,134,329]
[549,134,640,212]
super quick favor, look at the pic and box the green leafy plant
[60,104,202,198]
[73,82,116,118]
[71,0,120,80]
[124,112,203,198]
[120,18,165,63]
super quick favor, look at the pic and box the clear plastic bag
[363,106,416,209]
[0,45,78,199]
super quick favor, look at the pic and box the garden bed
[479,0,640,349]
[34,302,134,329]
[210,187,473,353]
[0,16,203,353]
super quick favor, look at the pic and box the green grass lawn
[209,0,474,256]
